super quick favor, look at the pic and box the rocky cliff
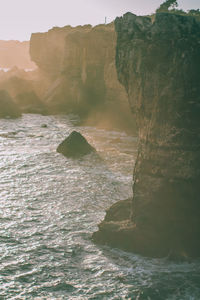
[30,24,135,131]
[93,13,200,258]
[0,68,46,114]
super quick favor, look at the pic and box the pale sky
[0,0,199,41]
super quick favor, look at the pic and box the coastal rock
[41,124,47,128]
[57,131,96,158]
[30,24,136,131]
[104,198,131,222]
[0,76,46,114]
[15,91,46,114]
[0,40,36,69]
[93,13,200,258]
[0,90,21,118]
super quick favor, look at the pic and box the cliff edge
[93,13,200,258]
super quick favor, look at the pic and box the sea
[0,114,200,299]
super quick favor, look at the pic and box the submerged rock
[41,124,47,128]
[0,40,36,69]
[93,13,200,258]
[57,131,96,158]
[0,90,21,118]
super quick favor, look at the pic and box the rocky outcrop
[30,24,136,131]
[103,199,132,222]
[93,13,200,258]
[57,131,96,158]
[0,90,21,118]
[0,75,46,114]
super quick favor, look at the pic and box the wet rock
[104,198,131,222]
[0,90,21,118]
[57,131,96,158]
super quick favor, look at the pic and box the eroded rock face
[0,90,21,118]
[93,13,200,258]
[57,131,96,158]
[30,24,121,109]
[30,24,136,131]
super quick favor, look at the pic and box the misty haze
[0,0,200,299]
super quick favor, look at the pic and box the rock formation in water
[30,24,136,131]
[57,131,96,158]
[93,13,200,258]
[0,90,21,118]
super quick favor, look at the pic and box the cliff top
[31,22,114,39]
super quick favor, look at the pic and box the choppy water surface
[0,114,199,300]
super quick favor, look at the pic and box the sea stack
[57,131,96,158]
[93,13,200,258]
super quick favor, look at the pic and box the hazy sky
[0,0,199,41]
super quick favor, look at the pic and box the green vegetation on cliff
[156,0,200,20]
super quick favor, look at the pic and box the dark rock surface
[0,90,21,118]
[104,199,132,222]
[41,124,47,128]
[57,131,96,158]
[93,13,200,258]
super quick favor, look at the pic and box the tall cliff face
[30,26,80,78]
[30,24,135,130]
[93,13,200,258]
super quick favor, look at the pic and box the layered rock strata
[93,13,200,258]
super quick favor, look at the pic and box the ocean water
[0,114,200,300]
